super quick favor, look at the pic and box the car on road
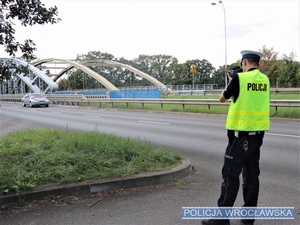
[21,93,49,108]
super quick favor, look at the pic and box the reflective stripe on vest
[226,70,270,131]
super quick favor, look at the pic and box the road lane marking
[84,115,102,119]
[138,120,170,125]
[266,132,299,138]
[51,111,63,114]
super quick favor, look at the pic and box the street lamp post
[211,0,228,88]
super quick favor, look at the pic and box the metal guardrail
[1,94,299,112]
[62,98,300,112]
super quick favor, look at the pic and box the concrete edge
[0,158,191,204]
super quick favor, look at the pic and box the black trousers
[217,131,264,222]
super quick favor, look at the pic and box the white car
[22,93,49,108]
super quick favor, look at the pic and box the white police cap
[241,50,263,60]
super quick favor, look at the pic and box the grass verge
[82,93,300,118]
[0,129,182,195]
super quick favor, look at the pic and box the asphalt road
[0,102,299,225]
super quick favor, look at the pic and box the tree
[117,57,139,87]
[74,51,117,88]
[184,59,214,86]
[193,59,214,84]
[76,51,114,61]
[149,54,178,85]
[259,46,280,87]
[169,63,187,85]
[133,54,178,85]
[1,0,60,58]
[211,66,225,88]
[278,53,300,87]
[0,0,60,81]
[57,78,69,91]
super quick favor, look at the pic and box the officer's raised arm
[220,74,233,102]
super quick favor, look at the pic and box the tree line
[57,46,300,90]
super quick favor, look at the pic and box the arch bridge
[0,58,167,94]
[33,58,167,91]
[0,58,58,94]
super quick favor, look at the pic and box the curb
[0,158,191,204]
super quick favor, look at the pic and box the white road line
[266,132,300,138]
[51,111,63,114]
[138,120,170,125]
[84,115,102,119]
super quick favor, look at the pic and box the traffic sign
[190,64,197,73]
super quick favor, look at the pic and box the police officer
[202,50,270,225]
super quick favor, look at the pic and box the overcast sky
[2,0,300,68]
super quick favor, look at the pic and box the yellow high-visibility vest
[226,69,270,131]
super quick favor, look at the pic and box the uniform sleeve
[223,75,239,102]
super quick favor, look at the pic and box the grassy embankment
[0,129,181,194]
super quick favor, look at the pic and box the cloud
[1,0,299,67]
